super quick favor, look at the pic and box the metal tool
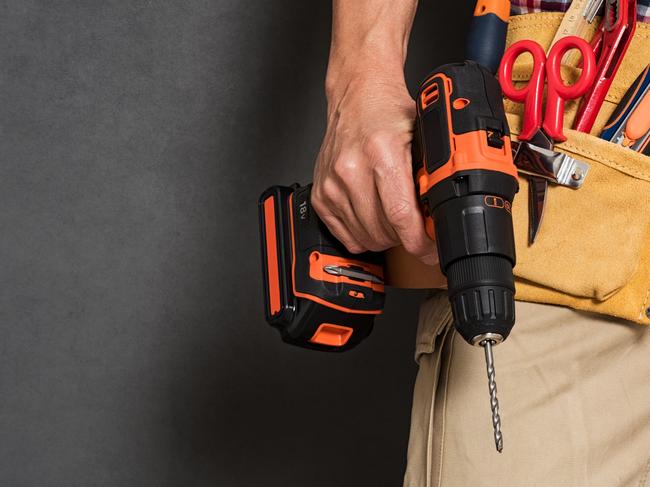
[601,64,650,154]
[573,0,637,133]
[511,140,591,188]
[482,339,503,452]
[323,264,384,285]
[499,36,596,244]
[584,0,605,23]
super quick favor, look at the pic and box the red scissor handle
[499,40,546,141]
[543,36,596,141]
[499,36,596,142]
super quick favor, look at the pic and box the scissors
[499,36,596,244]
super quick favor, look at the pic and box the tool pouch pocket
[504,14,650,323]
[509,119,650,298]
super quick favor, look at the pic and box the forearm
[313,0,435,264]
[326,0,418,100]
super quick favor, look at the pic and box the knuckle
[311,188,330,215]
[332,156,358,180]
[363,131,393,160]
[311,185,324,206]
[320,178,342,205]
[386,199,412,222]
[365,130,392,150]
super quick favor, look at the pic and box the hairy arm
[312,0,437,265]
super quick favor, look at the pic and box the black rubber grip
[447,255,515,344]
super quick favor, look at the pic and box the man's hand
[311,0,438,265]
[312,77,437,265]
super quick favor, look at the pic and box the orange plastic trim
[263,196,281,316]
[417,130,517,192]
[624,91,650,142]
[288,195,382,315]
[473,0,510,22]
[420,83,440,110]
[308,251,384,292]
[309,323,354,347]
[417,72,517,193]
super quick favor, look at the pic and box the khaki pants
[404,292,650,487]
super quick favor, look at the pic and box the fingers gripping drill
[413,61,519,452]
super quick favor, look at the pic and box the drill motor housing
[413,61,519,345]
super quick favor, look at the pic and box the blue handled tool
[466,0,511,73]
[600,64,650,156]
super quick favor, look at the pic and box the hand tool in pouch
[259,184,385,352]
[465,0,511,73]
[413,61,519,452]
[549,0,603,66]
[499,36,597,244]
[573,0,637,133]
[600,64,650,154]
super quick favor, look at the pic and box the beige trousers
[404,291,650,487]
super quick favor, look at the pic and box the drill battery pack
[258,184,385,352]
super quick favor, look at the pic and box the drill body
[413,61,519,346]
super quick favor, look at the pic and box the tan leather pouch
[387,14,650,325]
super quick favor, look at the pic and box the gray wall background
[0,1,472,485]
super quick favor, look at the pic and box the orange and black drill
[258,62,518,451]
[413,61,518,451]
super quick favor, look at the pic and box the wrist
[325,55,407,103]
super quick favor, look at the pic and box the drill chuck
[429,170,518,345]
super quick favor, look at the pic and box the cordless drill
[259,63,517,452]
[413,61,518,452]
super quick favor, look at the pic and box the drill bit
[482,339,503,453]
